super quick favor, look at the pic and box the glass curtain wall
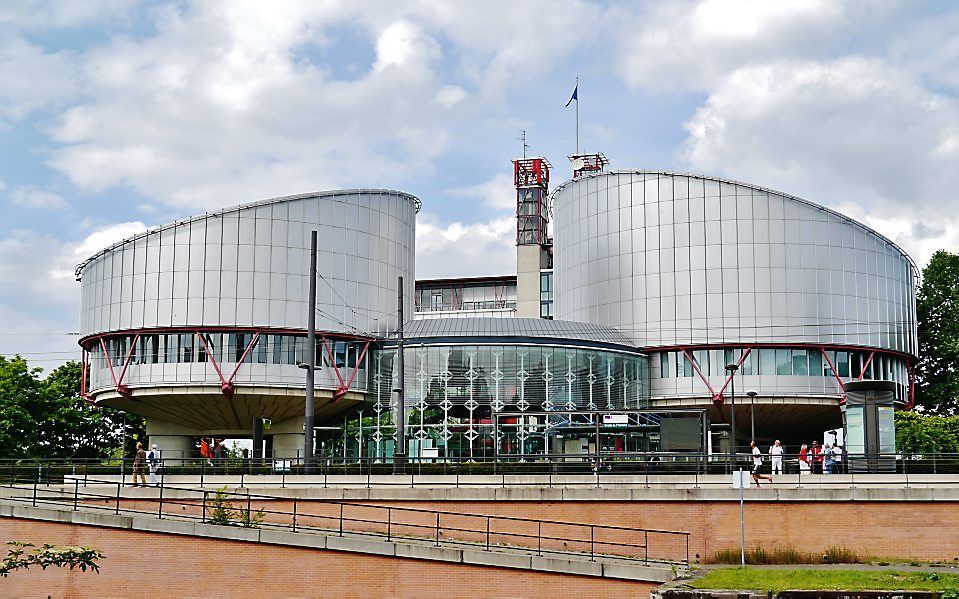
[322,344,649,461]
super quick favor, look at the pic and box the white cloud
[448,172,515,211]
[0,37,77,122]
[416,215,515,278]
[0,220,150,368]
[44,4,457,209]
[681,57,959,266]
[9,186,69,209]
[615,0,893,91]
[373,20,439,73]
[71,221,148,261]
[434,84,468,108]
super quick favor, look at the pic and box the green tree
[895,411,959,454]
[0,356,46,458]
[0,356,145,460]
[916,250,959,414]
[36,361,145,459]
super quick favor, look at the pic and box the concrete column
[269,416,305,461]
[516,245,548,318]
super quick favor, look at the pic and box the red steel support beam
[819,347,846,404]
[857,350,876,381]
[226,333,260,386]
[906,361,916,410]
[98,337,118,388]
[114,333,141,395]
[334,340,371,400]
[322,338,348,389]
[195,332,230,392]
[713,348,753,404]
[680,348,717,402]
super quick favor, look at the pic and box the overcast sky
[2,0,958,368]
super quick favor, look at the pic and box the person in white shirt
[147,444,161,486]
[750,441,773,487]
[769,440,784,475]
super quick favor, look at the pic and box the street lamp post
[725,363,739,467]
[746,390,758,442]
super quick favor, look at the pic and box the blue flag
[565,83,578,107]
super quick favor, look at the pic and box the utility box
[844,380,897,473]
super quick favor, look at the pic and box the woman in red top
[811,441,823,473]
[798,444,810,474]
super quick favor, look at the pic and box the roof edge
[75,188,421,280]
[550,169,919,279]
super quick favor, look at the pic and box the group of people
[749,439,845,486]
[798,440,845,475]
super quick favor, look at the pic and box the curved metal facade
[77,189,418,400]
[552,171,918,405]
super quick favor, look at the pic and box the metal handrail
[0,474,690,566]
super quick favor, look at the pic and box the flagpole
[575,76,579,154]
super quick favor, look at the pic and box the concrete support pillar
[269,416,305,461]
[516,245,548,318]
[252,418,264,459]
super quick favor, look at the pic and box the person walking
[147,444,160,486]
[769,440,784,475]
[798,443,811,474]
[750,441,773,487]
[132,442,147,487]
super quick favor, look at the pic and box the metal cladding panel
[552,171,918,356]
[77,190,418,338]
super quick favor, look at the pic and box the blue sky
[2,0,959,367]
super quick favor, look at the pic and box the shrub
[707,544,863,565]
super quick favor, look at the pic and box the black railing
[2,452,958,489]
[0,474,690,567]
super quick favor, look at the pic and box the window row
[656,347,908,385]
[86,332,369,369]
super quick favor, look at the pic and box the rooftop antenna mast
[518,130,530,159]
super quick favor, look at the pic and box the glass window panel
[759,349,776,375]
[808,350,822,378]
[776,349,792,375]
[792,349,808,375]
[836,351,849,378]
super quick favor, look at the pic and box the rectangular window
[271,335,282,365]
[724,349,736,372]
[850,352,861,379]
[836,351,849,377]
[694,350,709,376]
[776,348,792,375]
[740,349,753,375]
[808,350,822,378]
[660,353,670,378]
[792,349,808,376]
[681,352,693,377]
[759,349,776,375]
[255,335,267,363]
[179,333,193,363]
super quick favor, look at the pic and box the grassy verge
[691,568,959,592]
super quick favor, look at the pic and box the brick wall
[0,518,658,598]
[80,495,959,561]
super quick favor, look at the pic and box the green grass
[691,568,959,592]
